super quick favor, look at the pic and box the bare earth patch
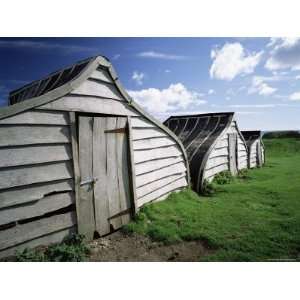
[88,231,212,262]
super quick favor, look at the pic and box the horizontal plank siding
[72,79,124,100]
[205,156,228,170]
[132,128,166,140]
[133,136,176,150]
[89,68,113,83]
[0,110,69,125]
[0,144,72,168]
[135,156,184,176]
[37,96,138,116]
[0,161,73,190]
[0,227,76,259]
[136,162,186,187]
[204,164,229,179]
[0,211,76,251]
[138,177,187,207]
[0,179,74,209]
[208,147,228,159]
[0,192,74,225]
[134,145,182,164]
[131,117,156,128]
[136,173,186,198]
[0,125,70,147]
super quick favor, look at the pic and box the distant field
[124,137,300,261]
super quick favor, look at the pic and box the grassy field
[124,138,300,261]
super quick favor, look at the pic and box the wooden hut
[241,131,265,168]
[164,112,248,193]
[0,55,189,258]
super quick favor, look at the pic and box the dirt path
[87,231,212,262]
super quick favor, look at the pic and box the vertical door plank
[228,133,237,175]
[78,116,95,240]
[106,117,122,230]
[257,140,262,167]
[93,117,110,236]
[116,117,131,225]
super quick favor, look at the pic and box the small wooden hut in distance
[164,112,248,193]
[0,55,189,258]
[241,130,265,168]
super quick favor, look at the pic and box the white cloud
[248,76,277,96]
[165,69,171,73]
[137,51,186,60]
[226,96,231,101]
[128,83,206,114]
[131,71,145,85]
[265,38,300,70]
[112,54,120,60]
[208,89,215,95]
[289,92,300,101]
[209,43,263,81]
[295,75,300,80]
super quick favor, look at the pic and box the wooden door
[257,140,262,167]
[77,115,132,240]
[228,133,238,175]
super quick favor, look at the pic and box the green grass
[124,138,300,261]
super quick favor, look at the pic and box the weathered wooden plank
[138,177,187,207]
[116,117,131,225]
[127,116,138,213]
[214,139,228,149]
[0,227,76,260]
[72,79,124,100]
[209,147,228,159]
[136,173,186,198]
[0,161,73,190]
[0,211,76,251]
[132,128,166,140]
[131,117,155,128]
[89,68,113,83]
[0,125,70,147]
[133,136,176,150]
[78,116,95,240]
[106,117,122,230]
[228,133,238,175]
[136,162,186,188]
[135,156,184,176]
[0,192,74,226]
[38,96,138,116]
[93,117,110,236]
[0,179,74,210]
[206,156,228,170]
[0,144,72,168]
[134,145,182,164]
[0,110,69,125]
[204,164,229,179]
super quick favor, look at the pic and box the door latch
[80,177,98,186]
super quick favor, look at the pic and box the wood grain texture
[38,96,138,116]
[93,117,110,235]
[208,147,228,159]
[0,211,76,251]
[78,116,95,240]
[132,128,166,140]
[106,117,122,230]
[72,79,124,100]
[133,136,176,150]
[131,117,155,128]
[135,162,186,188]
[137,177,187,207]
[136,173,186,198]
[205,156,228,170]
[0,161,73,190]
[0,227,76,259]
[0,144,72,168]
[0,110,69,125]
[135,156,184,176]
[89,68,113,83]
[0,125,70,147]
[134,145,182,164]
[0,192,74,225]
[0,179,74,210]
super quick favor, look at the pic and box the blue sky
[0,37,299,130]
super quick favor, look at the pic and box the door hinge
[104,127,126,134]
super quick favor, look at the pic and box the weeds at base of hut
[16,234,90,262]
